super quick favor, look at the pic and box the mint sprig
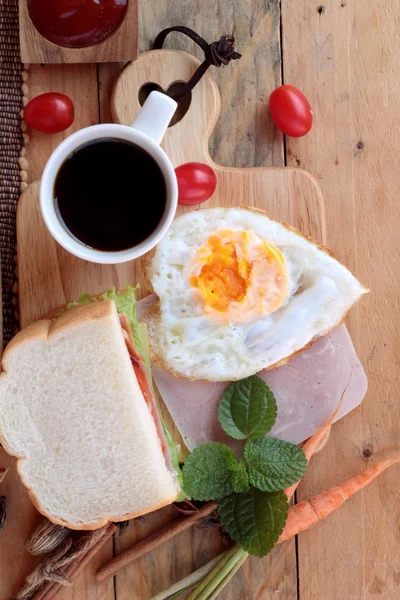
[244,437,308,492]
[231,460,250,493]
[218,489,289,557]
[218,375,277,440]
[182,443,242,501]
[182,374,309,558]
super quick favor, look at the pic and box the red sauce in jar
[28,0,129,49]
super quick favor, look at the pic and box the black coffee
[54,138,167,252]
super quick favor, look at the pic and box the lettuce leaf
[138,322,153,385]
[138,321,186,498]
[162,421,188,501]
[67,285,143,357]
[139,322,187,499]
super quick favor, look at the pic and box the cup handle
[131,91,177,145]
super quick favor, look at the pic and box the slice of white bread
[0,301,179,530]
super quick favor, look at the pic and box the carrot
[279,456,400,543]
[284,384,346,501]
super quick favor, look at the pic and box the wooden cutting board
[18,51,325,324]
[8,50,325,599]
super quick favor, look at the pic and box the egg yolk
[191,230,289,318]
[191,235,250,311]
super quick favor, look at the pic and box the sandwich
[0,287,182,530]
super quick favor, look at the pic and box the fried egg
[145,207,367,381]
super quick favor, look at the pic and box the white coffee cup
[40,91,178,264]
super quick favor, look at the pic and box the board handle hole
[166,82,192,127]
[138,82,164,105]
[138,81,192,128]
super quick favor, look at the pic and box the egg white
[145,207,367,381]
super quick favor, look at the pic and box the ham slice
[137,296,367,450]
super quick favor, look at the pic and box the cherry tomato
[269,85,313,137]
[24,93,74,134]
[175,162,217,206]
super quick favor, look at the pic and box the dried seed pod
[0,497,6,533]
[26,519,70,556]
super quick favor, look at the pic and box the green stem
[165,583,198,599]
[196,548,248,600]
[206,551,249,600]
[149,554,224,600]
[187,546,237,600]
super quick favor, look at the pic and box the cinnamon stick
[29,523,117,600]
[96,501,218,582]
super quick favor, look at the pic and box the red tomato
[175,162,217,206]
[24,93,74,134]
[269,85,313,137]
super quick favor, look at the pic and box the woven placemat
[0,0,23,346]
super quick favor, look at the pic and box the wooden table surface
[4,1,399,599]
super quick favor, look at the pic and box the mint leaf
[218,375,277,440]
[218,489,289,557]
[182,443,240,501]
[244,437,307,492]
[231,461,250,493]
